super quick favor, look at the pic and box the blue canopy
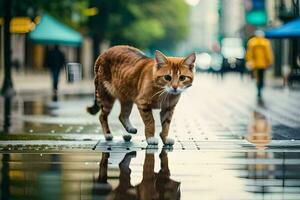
[29,14,82,46]
[265,18,300,38]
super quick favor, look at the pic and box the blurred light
[196,53,211,70]
[211,64,222,71]
[10,17,35,33]
[246,10,267,26]
[0,17,3,26]
[211,53,222,71]
[185,0,200,6]
[83,7,98,16]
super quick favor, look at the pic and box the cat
[87,45,195,146]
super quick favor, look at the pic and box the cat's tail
[87,74,101,115]
[87,99,100,115]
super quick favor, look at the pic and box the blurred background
[0,2,300,199]
[0,0,299,88]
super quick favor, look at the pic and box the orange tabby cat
[87,45,195,146]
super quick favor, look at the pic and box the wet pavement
[0,73,300,199]
[2,150,300,200]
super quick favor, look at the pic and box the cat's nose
[172,85,178,91]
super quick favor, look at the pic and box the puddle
[0,94,98,137]
[0,150,299,199]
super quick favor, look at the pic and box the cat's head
[153,50,196,95]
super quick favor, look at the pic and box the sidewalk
[0,72,94,96]
[1,73,300,199]
[1,73,300,147]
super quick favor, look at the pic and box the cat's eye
[179,75,186,81]
[164,75,172,81]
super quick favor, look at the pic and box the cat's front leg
[160,106,175,146]
[98,152,109,183]
[159,150,170,178]
[137,106,158,145]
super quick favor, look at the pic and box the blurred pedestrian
[246,30,273,100]
[45,45,66,101]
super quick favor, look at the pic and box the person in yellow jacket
[246,30,274,100]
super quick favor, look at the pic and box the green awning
[29,14,82,46]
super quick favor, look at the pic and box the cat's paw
[104,134,113,141]
[163,137,175,146]
[126,127,137,134]
[146,137,159,145]
[123,134,132,142]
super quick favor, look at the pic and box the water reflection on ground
[0,94,99,138]
[0,149,300,200]
[246,111,271,150]
[94,150,180,200]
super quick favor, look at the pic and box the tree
[144,0,189,52]
[88,0,189,59]
[0,0,189,85]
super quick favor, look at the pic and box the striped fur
[87,45,195,145]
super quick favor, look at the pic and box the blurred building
[239,0,300,80]
[178,0,219,53]
[220,0,246,38]
[265,0,300,78]
[0,14,94,80]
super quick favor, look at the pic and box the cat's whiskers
[158,89,166,97]
[151,88,165,99]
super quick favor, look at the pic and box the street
[1,0,299,199]
[0,73,300,199]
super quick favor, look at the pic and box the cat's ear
[183,53,196,70]
[155,50,168,68]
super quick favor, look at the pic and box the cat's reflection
[94,150,180,200]
[136,150,181,200]
[93,151,137,199]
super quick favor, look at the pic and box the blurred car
[221,37,245,73]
